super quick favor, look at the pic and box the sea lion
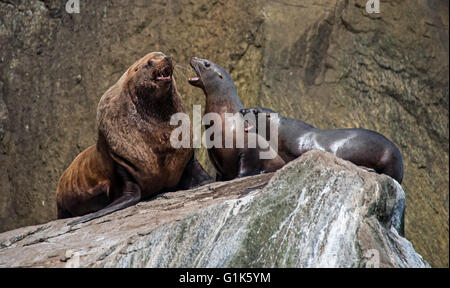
[57,52,212,225]
[188,57,285,180]
[240,107,404,183]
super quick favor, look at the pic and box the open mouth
[188,76,201,86]
[188,58,204,88]
[155,65,173,82]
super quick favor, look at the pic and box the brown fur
[57,52,194,219]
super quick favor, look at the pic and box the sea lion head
[188,57,233,95]
[125,52,174,102]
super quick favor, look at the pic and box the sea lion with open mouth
[188,57,285,181]
[240,107,404,184]
[57,52,212,225]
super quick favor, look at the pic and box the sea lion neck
[138,94,177,122]
[204,84,244,114]
[129,83,181,122]
[278,116,316,137]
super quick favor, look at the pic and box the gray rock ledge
[0,151,429,268]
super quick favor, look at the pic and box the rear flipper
[67,165,141,226]
[379,149,404,184]
[176,154,213,190]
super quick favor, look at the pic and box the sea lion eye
[147,60,153,67]
[204,62,210,68]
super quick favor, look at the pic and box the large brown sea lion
[188,57,285,181]
[240,107,404,184]
[57,52,211,225]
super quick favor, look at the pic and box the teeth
[154,67,173,80]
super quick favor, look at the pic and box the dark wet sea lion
[57,52,212,225]
[188,57,285,181]
[240,107,404,183]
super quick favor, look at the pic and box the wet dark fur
[240,107,404,184]
[57,52,211,225]
[189,57,285,180]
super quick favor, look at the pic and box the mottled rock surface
[0,151,429,268]
[0,0,447,267]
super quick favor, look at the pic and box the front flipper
[68,166,141,226]
[236,151,259,178]
[176,154,213,190]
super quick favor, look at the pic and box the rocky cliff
[0,0,448,267]
[0,151,429,268]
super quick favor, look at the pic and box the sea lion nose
[165,56,172,64]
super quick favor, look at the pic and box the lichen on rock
[0,151,429,268]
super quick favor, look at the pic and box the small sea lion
[240,107,404,183]
[188,57,285,181]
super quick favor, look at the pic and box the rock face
[0,151,429,268]
[0,0,447,267]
